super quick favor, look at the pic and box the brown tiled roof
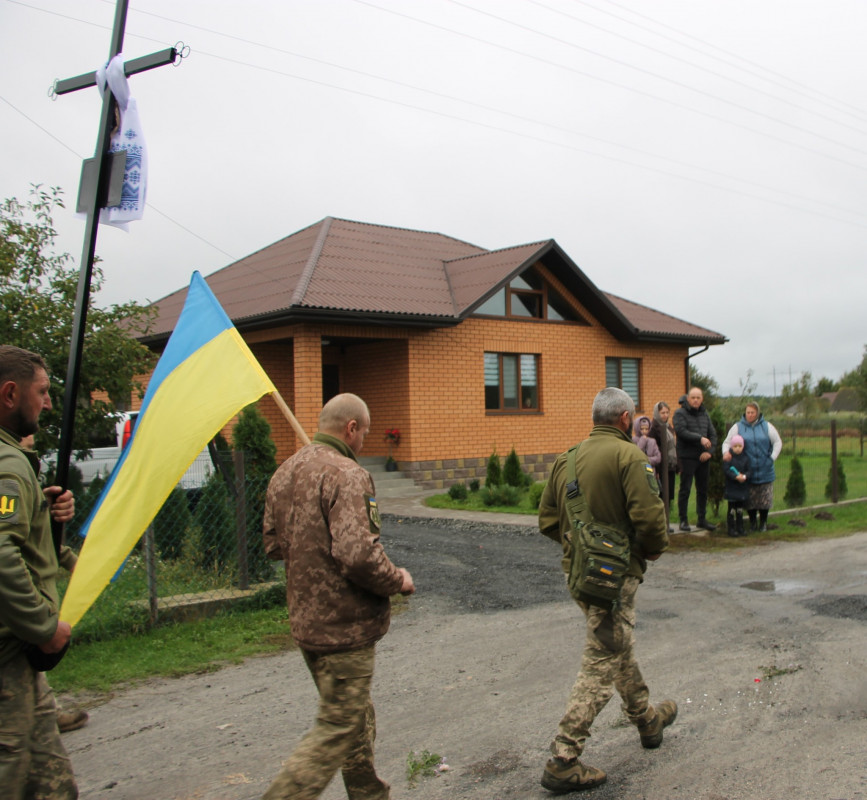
[142,218,725,347]
[605,293,725,343]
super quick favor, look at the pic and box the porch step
[359,456,420,498]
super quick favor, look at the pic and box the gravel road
[64,517,867,800]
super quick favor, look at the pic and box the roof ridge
[327,216,487,251]
[292,217,333,305]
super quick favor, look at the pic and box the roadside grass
[52,594,410,698]
[666,500,867,552]
[426,488,539,515]
[50,606,295,695]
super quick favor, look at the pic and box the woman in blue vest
[722,402,782,532]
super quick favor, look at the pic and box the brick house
[139,217,726,487]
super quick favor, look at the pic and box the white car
[57,412,215,489]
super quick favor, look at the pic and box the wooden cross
[51,0,180,552]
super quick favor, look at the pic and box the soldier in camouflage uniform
[538,387,677,793]
[262,393,414,800]
[0,346,78,799]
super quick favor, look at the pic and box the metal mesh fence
[61,451,285,642]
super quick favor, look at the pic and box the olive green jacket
[539,425,668,580]
[0,427,76,665]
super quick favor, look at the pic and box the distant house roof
[142,217,726,347]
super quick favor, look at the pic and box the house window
[485,353,539,411]
[605,357,640,408]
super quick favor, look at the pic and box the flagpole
[270,391,310,446]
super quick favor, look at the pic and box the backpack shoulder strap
[564,442,588,531]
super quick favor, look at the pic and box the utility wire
[6,0,867,230]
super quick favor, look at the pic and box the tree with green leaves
[839,345,867,412]
[689,365,719,410]
[485,449,502,487]
[503,447,524,488]
[1,187,156,456]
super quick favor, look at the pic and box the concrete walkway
[377,487,538,527]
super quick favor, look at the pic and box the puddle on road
[740,580,813,594]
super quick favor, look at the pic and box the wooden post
[270,390,310,445]
[830,419,838,503]
[144,523,158,625]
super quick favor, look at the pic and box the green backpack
[561,444,632,611]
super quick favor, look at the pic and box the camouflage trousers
[0,653,77,800]
[263,644,389,800]
[551,576,653,760]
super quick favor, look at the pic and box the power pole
[51,0,180,554]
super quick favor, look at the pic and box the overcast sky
[3,0,867,397]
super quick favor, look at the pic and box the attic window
[474,272,585,323]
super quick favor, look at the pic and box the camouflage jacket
[0,427,77,665]
[263,432,404,653]
[538,425,668,581]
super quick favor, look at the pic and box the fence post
[861,416,864,458]
[830,419,838,503]
[234,450,249,590]
[144,523,158,624]
[792,422,797,455]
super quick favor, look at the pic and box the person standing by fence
[722,402,783,532]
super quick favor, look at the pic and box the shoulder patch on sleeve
[364,493,381,533]
[0,478,21,523]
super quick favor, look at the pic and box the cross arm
[54,47,177,96]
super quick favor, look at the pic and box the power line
[7,0,867,231]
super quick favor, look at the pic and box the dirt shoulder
[64,519,867,800]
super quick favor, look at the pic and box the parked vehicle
[44,412,214,489]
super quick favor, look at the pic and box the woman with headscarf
[722,401,783,532]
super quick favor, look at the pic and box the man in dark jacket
[262,393,414,800]
[538,387,677,793]
[673,387,717,531]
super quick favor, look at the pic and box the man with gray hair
[262,393,414,800]
[538,387,676,793]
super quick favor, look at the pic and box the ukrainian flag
[61,272,276,628]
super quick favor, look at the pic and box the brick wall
[118,314,692,488]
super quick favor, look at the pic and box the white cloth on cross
[96,54,148,228]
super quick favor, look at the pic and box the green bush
[783,457,806,507]
[469,478,480,492]
[503,447,524,487]
[191,471,236,574]
[479,484,521,506]
[232,404,279,581]
[824,460,848,500]
[448,482,468,501]
[485,449,502,487]
[528,481,546,509]
[153,485,194,560]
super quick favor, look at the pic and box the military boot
[726,511,736,537]
[735,511,746,536]
[57,708,89,733]
[541,757,607,794]
[636,700,678,749]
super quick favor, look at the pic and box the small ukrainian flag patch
[600,565,614,576]
[645,464,655,474]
